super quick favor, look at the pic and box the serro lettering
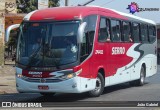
[112,47,125,55]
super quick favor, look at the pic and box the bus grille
[21,77,62,83]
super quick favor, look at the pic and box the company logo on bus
[28,72,42,75]
[40,78,46,83]
[112,47,125,55]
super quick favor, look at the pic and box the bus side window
[132,23,140,43]
[122,21,132,42]
[140,24,148,43]
[149,25,156,43]
[111,20,121,42]
[98,17,110,42]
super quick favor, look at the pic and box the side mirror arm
[5,24,20,43]
[77,22,87,43]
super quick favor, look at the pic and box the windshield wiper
[54,59,60,69]
[25,46,41,69]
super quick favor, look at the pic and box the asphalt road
[0,66,160,108]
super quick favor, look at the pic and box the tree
[16,0,60,13]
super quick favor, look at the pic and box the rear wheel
[40,92,55,96]
[129,66,145,86]
[137,66,145,86]
[88,73,104,97]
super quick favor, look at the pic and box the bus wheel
[88,73,104,97]
[130,66,145,86]
[40,92,55,96]
[137,66,145,86]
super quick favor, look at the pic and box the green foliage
[17,0,60,13]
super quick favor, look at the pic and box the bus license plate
[38,85,49,90]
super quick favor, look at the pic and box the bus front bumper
[16,76,95,93]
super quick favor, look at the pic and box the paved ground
[0,64,16,94]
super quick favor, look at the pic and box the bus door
[96,17,110,85]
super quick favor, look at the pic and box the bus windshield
[16,21,79,67]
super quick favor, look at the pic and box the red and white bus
[6,6,157,97]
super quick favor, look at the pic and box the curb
[0,91,7,94]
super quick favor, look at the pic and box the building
[0,0,5,66]
[157,23,160,59]
[0,0,18,66]
[5,14,25,62]
[157,23,160,38]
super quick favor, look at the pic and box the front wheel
[88,73,104,97]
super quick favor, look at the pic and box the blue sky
[59,0,160,24]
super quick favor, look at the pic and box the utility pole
[65,0,68,6]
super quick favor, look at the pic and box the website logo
[127,2,139,14]
[127,2,159,14]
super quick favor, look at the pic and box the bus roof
[24,6,156,25]
[88,5,156,25]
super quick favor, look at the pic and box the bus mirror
[77,22,87,43]
[5,24,20,43]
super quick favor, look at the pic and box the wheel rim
[94,77,102,93]
[140,68,145,84]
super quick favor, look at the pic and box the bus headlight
[67,73,75,79]
[59,69,82,80]
[16,74,23,78]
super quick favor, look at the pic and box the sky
[59,0,160,24]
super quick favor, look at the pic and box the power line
[71,0,79,6]
[62,0,115,7]
[81,0,95,6]
[100,0,116,7]
[71,0,96,6]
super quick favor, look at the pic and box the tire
[137,66,145,86]
[129,66,145,86]
[88,73,105,97]
[40,92,55,96]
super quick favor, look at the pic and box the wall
[0,0,5,66]
[0,0,17,66]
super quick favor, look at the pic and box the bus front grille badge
[40,78,46,83]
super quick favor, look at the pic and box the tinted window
[111,20,121,42]
[122,21,132,42]
[81,15,97,62]
[149,25,156,43]
[141,24,148,42]
[132,23,140,42]
[17,22,79,67]
[98,17,110,42]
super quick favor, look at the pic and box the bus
[6,6,157,97]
